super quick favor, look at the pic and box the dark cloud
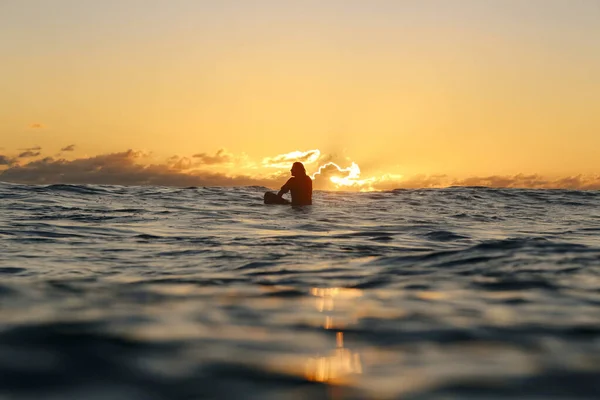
[450,174,600,190]
[0,155,16,166]
[192,149,232,165]
[552,175,600,190]
[20,146,42,151]
[18,151,42,158]
[371,174,600,190]
[61,145,76,152]
[0,150,276,187]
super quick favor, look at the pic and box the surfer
[264,162,312,205]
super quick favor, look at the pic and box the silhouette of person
[264,162,312,205]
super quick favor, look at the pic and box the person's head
[291,162,306,177]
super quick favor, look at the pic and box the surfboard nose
[264,192,290,205]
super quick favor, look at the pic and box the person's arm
[277,178,293,198]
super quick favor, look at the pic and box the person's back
[274,162,312,206]
[285,174,312,206]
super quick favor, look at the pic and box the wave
[42,184,111,195]
[1,184,599,398]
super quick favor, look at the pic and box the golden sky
[1,1,599,189]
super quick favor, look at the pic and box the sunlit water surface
[1,183,599,399]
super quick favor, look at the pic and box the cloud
[262,149,321,168]
[0,150,277,187]
[551,175,600,190]
[367,174,600,190]
[29,123,44,129]
[1,148,598,191]
[450,174,600,190]
[311,161,406,191]
[60,144,76,152]
[192,149,233,165]
[20,146,42,151]
[18,151,42,158]
[311,162,368,189]
[0,155,16,166]
[167,155,193,171]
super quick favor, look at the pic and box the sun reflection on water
[305,287,363,385]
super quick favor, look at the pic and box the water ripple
[0,183,599,399]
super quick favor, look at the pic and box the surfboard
[264,192,290,205]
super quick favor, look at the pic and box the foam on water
[1,182,599,399]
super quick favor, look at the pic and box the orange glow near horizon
[1,146,600,191]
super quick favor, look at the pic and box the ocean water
[1,182,599,400]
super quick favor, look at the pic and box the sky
[1,0,599,189]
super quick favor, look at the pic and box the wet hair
[292,162,306,175]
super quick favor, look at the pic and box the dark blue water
[1,182,599,399]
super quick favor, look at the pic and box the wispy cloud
[18,151,42,158]
[60,144,76,152]
[262,149,321,168]
[29,123,44,129]
[192,149,233,165]
[20,146,42,151]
